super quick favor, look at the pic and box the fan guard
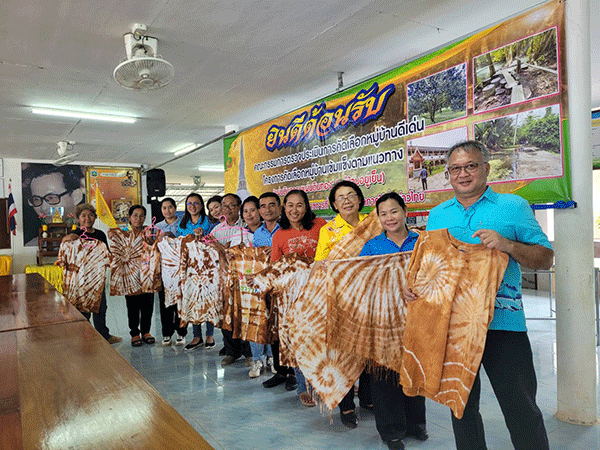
[113,56,174,90]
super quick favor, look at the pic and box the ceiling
[1,0,598,189]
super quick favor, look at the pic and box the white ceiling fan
[113,23,174,91]
[53,141,79,166]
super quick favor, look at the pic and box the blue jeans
[192,321,214,339]
[250,342,273,361]
[295,367,307,395]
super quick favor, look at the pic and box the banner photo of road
[86,167,140,225]
[224,0,569,212]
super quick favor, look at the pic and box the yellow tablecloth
[0,256,12,276]
[24,264,63,293]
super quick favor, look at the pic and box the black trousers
[338,369,372,412]
[125,293,154,337]
[222,328,252,358]
[452,330,549,450]
[271,340,294,376]
[370,370,426,443]
[81,290,110,340]
[158,288,187,337]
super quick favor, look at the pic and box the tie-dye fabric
[157,236,183,308]
[401,229,509,419]
[57,239,110,313]
[108,229,144,296]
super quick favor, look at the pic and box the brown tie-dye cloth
[287,210,383,410]
[224,245,271,343]
[56,239,110,313]
[108,229,144,296]
[178,234,224,326]
[401,229,509,419]
[327,252,412,373]
[157,236,183,308]
[140,239,162,293]
[252,253,314,366]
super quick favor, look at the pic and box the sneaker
[204,341,215,348]
[266,356,277,374]
[184,339,203,351]
[175,335,186,346]
[107,335,122,344]
[285,374,298,391]
[221,355,238,366]
[249,360,263,378]
[262,373,287,388]
[162,335,172,346]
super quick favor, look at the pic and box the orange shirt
[271,218,326,262]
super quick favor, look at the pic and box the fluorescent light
[31,107,136,124]
[173,143,197,157]
[198,166,224,172]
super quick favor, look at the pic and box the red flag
[8,183,17,235]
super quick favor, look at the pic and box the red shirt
[271,218,326,262]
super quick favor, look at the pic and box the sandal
[142,333,155,344]
[299,392,316,407]
[131,335,142,347]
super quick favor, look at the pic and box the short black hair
[279,189,317,230]
[259,192,281,205]
[222,193,242,206]
[22,163,84,197]
[242,195,260,211]
[376,192,407,213]
[160,197,177,208]
[128,204,147,217]
[328,180,365,213]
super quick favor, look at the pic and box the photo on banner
[224,0,569,212]
[21,163,87,247]
[86,167,140,226]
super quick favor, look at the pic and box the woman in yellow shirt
[314,180,368,261]
[314,180,372,428]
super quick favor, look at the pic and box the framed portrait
[87,167,141,225]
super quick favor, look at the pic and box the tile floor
[101,289,600,450]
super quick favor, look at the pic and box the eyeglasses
[335,193,358,203]
[28,190,71,207]
[447,163,481,176]
[186,202,201,207]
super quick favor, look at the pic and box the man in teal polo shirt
[426,141,553,450]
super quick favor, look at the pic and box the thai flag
[8,183,17,235]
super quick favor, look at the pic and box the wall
[0,158,147,273]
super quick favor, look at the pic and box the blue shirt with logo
[426,186,552,332]
[360,230,419,256]
[176,215,213,237]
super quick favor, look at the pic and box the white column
[554,0,598,425]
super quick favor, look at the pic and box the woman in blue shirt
[177,193,215,351]
[359,192,427,450]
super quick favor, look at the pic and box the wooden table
[0,274,212,450]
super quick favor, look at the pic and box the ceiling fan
[53,141,79,166]
[113,23,174,91]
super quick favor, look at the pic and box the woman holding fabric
[263,189,326,407]
[155,197,187,346]
[314,180,372,428]
[359,192,427,450]
[61,203,122,344]
[177,193,217,350]
[125,204,155,347]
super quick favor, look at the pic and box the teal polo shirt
[427,186,552,331]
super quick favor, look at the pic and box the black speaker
[146,168,166,197]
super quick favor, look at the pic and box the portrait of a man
[21,163,86,246]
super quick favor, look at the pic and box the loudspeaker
[146,168,166,197]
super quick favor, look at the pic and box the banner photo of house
[224,0,569,212]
